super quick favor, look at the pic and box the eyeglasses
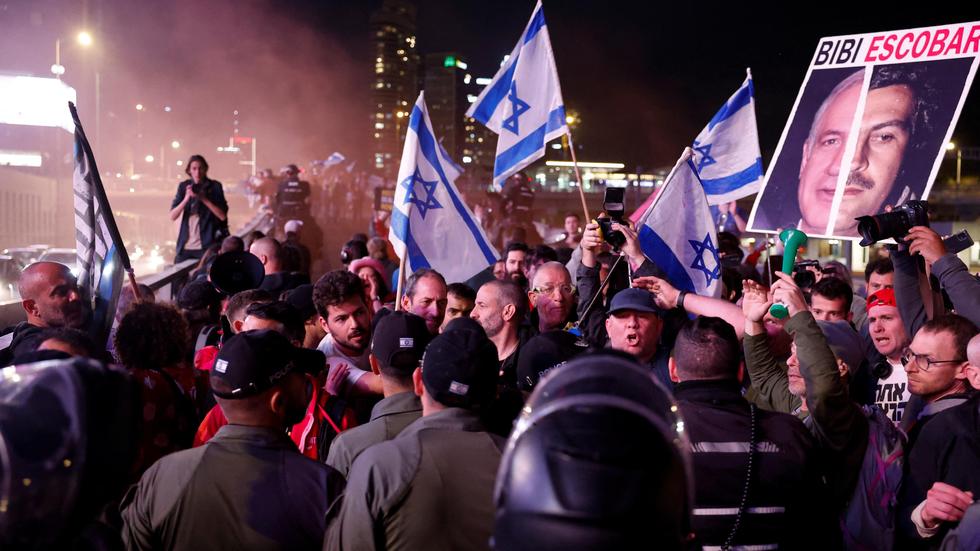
[900,349,965,371]
[532,284,574,296]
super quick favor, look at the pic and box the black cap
[209,251,265,295]
[516,331,588,391]
[282,284,316,320]
[422,317,498,409]
[177,280,222,310]
[607,288,662,316]
[211,330,325,399]
[371,311,431,373]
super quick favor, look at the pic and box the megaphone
[769,228,808,319]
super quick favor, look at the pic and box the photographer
[900,226,980,329]
[170,155,229,264]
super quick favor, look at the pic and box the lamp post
[53,32,98,143]
[946,142,962,187]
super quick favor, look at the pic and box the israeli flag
[466,0,567,189]
[636,148,721,298]
[436,139,463,185]
[390,92,499,284]
[691,69,764,205]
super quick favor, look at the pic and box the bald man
[250,237,307,297]
[0,261,86,365]
[528,261,575,334]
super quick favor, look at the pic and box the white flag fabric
[70,102,127,346]
[691,69,764,205]
[390,93,499,284]
[636,148,721,298]
[436,139,463,185]
[466,0,567,189]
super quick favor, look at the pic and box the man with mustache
[795,66,930,237]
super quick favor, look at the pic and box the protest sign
[748,21,980,239]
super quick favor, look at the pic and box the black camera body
[191,181,205,195]
[856,200,929,246]
[597,187,627,250]
[792,259,819,289]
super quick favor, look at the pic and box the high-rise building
[461,75,497,188]
[423,53,468,164]
[369,0,419,178]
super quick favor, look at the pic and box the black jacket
[898,393,980,549]
[171,179,228,255]
[675,379,832,549]
[0,322,43,366]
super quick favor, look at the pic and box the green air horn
[769,228,808,319]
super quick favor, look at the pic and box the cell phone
[942,230,973,255]
[602,187,626,220]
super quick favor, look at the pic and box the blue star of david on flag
[502,81,531,135]
[688,232,720,286]
[400,168,442,219]
[692,141,716,172]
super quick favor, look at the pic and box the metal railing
[139,210,274,301]
[0,210,274,328]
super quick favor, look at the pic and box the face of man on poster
[797,70,915,237]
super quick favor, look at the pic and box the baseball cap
[282,284,316,320]
[211,330,325,399]
[516,330,589,391]
[608,288,662,316]
[422,317,498,409]
[866,288,897,310]
[177,280,222,310]
[371,311,431,373]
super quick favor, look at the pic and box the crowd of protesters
[1,165,978,551]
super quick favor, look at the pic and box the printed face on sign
[748,22,980,241]
[798,72,915,236]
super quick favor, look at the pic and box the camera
[856,200,929,247]
[597,187,626,250]
[191,181,205,195]
[792,259,819,289]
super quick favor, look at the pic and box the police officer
[121,330,344,550]
[275,164,312,223]
[327,317,503,551]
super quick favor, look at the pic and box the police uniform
[329,408,504,550]
[325,391,422,478]
[327,317,503,551]
[121,330,344,551]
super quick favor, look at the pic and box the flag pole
[394,251,407,311]
[638,147,694,223]
[565,132,591,222]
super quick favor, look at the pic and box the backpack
[841,405,906,551]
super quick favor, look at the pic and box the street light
[171,140,180,149]
[144,154,155,163]
[135,103,144,111]
[52,30,94,78]
[947,142,962,186]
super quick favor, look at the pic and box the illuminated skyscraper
[423,53,468,164]
[369,0,419,178]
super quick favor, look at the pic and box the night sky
[2,1,979,173]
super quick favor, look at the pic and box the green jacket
[745,312,870,504]
[743,330,803,417]
[788,312,870,505]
